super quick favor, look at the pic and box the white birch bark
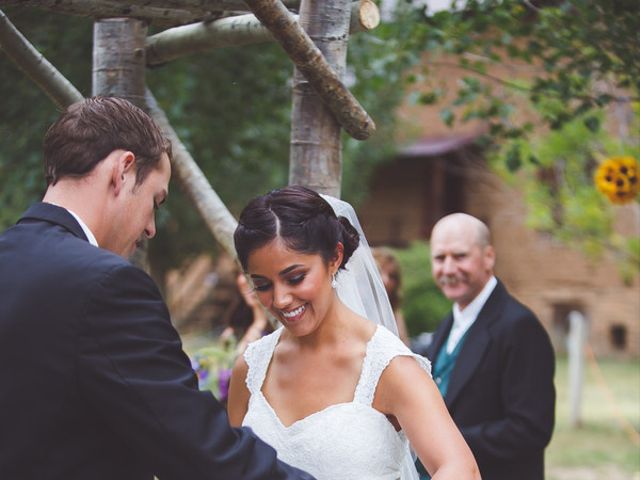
[93,18,149,268]
[0,0,300,24]
[244,0,375,148]
[146,1,379,66]
[92,18,147,107]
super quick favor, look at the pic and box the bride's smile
[280,304,307,321]
[246,238,342,337]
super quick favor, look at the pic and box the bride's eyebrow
[279,265,303,276]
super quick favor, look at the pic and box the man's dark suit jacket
[0,203,313,480]
[427,279,555,480]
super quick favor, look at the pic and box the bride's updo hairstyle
[234,186,360,272]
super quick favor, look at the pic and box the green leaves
[399,0,639,145]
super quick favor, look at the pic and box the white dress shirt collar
[65,208,99,247]
[446,275,497,354]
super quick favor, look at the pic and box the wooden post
[567,310,587,428]
[93,18,149,268]
[92,18,147,107]
[289,0,353,197]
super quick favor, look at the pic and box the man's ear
[484,245,496,272]
[111,151,136,196]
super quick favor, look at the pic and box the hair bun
[338,216,360,268]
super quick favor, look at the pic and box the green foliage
[0,9,93,229]
[393,241,451,335]
[491,109,640,273]
[390,0,639,140]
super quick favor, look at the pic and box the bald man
[416,213,555,480]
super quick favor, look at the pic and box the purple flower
[190,358,200,371]
[218,368,233,401]
[197,368,209,382]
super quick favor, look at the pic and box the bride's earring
[331,273,337,289]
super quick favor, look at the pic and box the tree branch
[0,8,83,108]
[146,1,379,66]
[243,0,375,140]
[144,88,238,258]
[0,0,300,24]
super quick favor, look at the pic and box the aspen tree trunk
[93,18,149,269]
[92,18,147,107]
[289,0,352,197]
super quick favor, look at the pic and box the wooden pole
[289,0,353,197]
[567,310,587,428]
[145,89,238,259]
[145,1,379,67]
[0,0,302,24]
[92,18,147,107]
[0,8,83,108]
[93,17,149,268]
[244,0,375,146]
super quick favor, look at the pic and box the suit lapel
[444,280,507,409]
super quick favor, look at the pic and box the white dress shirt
[446,275,497,354]
[66,208,99,247]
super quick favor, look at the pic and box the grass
[546,354,640,479]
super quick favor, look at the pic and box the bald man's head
[430,213,495,310]
[432,213,491,249]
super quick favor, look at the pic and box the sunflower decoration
[594,156,639,204]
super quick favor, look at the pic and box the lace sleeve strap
[354,326,432,407]
[242,327,283,395]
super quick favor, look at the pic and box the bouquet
[190,338,238,403]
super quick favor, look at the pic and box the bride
[228,186,479,480]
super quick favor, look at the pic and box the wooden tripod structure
[0,0,380,258]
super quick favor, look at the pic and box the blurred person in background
[221,272,274,353]
[372,247,410,346]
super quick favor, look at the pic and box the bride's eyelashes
[287,273,306,285]
[251,272,307,293]
[253,282,271,292]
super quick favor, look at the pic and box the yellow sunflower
[594,156,639,204]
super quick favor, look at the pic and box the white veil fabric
[321,194,420,480]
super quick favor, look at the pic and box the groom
[0,97,314,480]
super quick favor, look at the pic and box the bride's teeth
[282,305,305,318]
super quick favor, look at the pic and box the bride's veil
[322,194,420,480]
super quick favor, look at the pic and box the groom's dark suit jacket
[427,279,555,480]
[0,203,313,480]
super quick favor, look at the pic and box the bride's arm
[376,356,481,480]
[227,355,251,427]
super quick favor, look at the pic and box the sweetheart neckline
[255,390,403,438]
[255,325,382,429]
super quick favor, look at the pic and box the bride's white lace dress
[242,325,431,480]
